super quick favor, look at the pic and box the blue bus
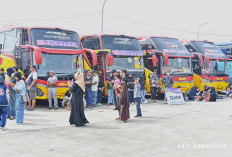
[216,42,232,85]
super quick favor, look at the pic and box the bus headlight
[203,78,212,83]
[36,88,44,97]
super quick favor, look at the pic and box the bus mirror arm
[205,56,210,68]
[152,55,158,67]
[84,49,98,67]
[20,45,43,65]
[107,53,113,66]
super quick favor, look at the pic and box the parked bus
[0,26,93,100]
[138,36,194,93]
[81,34,145,95]
[183,40,229,91]
[216,42,232,85]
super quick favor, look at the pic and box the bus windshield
[192,41,225,58]
[31,28,81,50]
[101,35,142,51]
[151,37,187,51]
[106,57,144,71]
[202,60,226,75]
[37,53,78,75]
[162,58,192,75]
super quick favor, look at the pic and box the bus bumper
[36,85,69,100]
[172,82,194,93]
[205,82,228,92]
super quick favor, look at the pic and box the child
[114,75,121,115]
[134,78,142,117]
[0,75,8,130]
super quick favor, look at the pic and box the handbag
[22,94,29,103]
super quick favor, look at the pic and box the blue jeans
[91,91,98,106]
[97,90,103,103]
[128,91,134,103]
[85,91,92,106]
[140,89,146,103]
[108,89,115,104]
[134,97,142,116]
[0,106,7,128]
[16,93,24,124]
[7,93,16,118]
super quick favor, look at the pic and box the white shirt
[28,72,37,80]
[91,75,99,91]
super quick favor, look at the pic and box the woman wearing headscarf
[68,72,89,127]
[11,72,26,125]
[119,81,130,122]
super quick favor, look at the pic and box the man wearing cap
[47,70,58,110]
[25,65,37,111]
[91,70,99,107]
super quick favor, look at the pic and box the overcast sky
[0,0,231,42]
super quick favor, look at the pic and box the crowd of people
[1,65,232,129]
[0,65,37,130]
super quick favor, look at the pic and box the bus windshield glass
[151,37,188,51]
[106,57,144,71]
[31,28,81,49]
[192,41,225,58]
[202,60,226,75]
[37,53,78,75]
[162,58,192,75]
[101,36,142,51]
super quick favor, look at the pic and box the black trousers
[151,87,161,100]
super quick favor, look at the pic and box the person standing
[47,70,58,110]
[0,68,5,81]
[107,72,115,106]
[120,69,128,83]
[127,73,135,104]
[162,72,173,88]
[134,78,142,117]
[84,70,92,108]
[150,72,161,103]
[68,73,89,127]
[0,75,8,130]
[119,81,130,122]
[139,77,147,104]
[97,72,104,106]
[162,72,174,103]
[11,72,26,125]
[25,65,37,111]
[6,67,16,120]
[91,71,99,107]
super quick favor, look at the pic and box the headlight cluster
[36,88,44,97]
[203,78,213,83]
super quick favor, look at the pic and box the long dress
[120,82,130,121]
[69,82,89,126]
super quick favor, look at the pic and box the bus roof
[81,34,138,39]
[0,26,76,33]
[137,36,178,41]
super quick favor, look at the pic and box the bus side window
[3,29,18,54]
[0,33,4,53]
[82,37,101,50]
[17,28,29,45]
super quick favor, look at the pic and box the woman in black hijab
[68,72,89,127]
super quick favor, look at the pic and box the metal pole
[197,22,207,40]
[101,0,107,33]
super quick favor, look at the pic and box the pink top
[114,79,120,86]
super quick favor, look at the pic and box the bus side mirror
[34,47,42,65]
[152,55,158,67]
[163,52,169,66]
[0,55,3,65]
[205,56,210,68]
[198,54,203,67]
[107,53,113,66]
